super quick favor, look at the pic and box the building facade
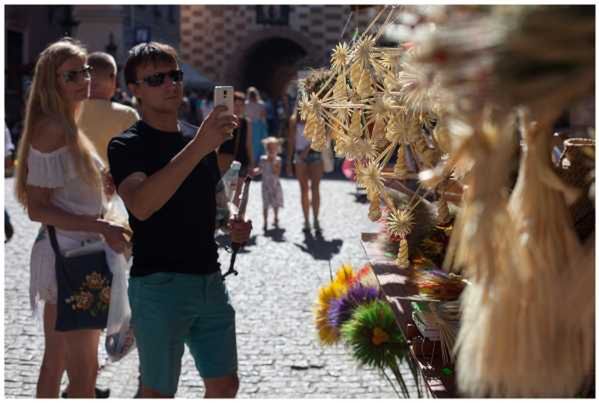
[5,5,78,128]
[180,5,377,98]
[4,5,181,126]
[73,5,180,68]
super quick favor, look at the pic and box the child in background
[253,137,284,231]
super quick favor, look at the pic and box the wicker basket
[557,137,595,242]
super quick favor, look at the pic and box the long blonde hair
[15,38,101,208]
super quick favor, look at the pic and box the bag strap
[47,225,77,294]
[47,225,65,263]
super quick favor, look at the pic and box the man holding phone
[107,42,251,398]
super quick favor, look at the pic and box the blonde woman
[286,106,324,232]
[14,38,131,398]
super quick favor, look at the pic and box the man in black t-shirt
[108,42,251,398]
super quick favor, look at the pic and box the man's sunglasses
[135,70,184,87]
[59,65,93,83]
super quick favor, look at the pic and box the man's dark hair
[124,42,178,85]
[88,52,117,77]
[233,91,245,102]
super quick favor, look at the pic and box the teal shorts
[128,271,237,396]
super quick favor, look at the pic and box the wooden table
[361,232,458,398]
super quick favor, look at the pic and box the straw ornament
[357,69,376,99]
[302,5,595,397]
[396,238,410,269]
[333,73,348,101]
[330,42,350,73]
[385,113,407,144]
[368,95,392,141]
[397,58,437,115]
[428,304,457,364]
[454,113,591,397]
[350,58,363,88]
[349,109,363,139]
[356,161,385,196]
[386,207,414,239]
[368,197,382,222]
[345,137,378,161]
[371,115,387,142]
[355,36,376,71]
[393,145,409,179]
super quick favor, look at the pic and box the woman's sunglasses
[135,70,184,87]
[59,65,93,83]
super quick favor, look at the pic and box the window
[168,6,176,23]
[135,27,151,44]
[255,5,289,26]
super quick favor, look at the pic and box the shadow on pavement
[215,234,258,255]
[264,227,286,242]
[293,229,343,261]
[352,191,369,204]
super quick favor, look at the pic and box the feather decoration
[333,263,355,290]
[314,281,347,345]
[328,283,381,330]
[341,300,416,398]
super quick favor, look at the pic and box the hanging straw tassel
[396,238,410,269]
[394,145,409,179]
[349,109,363,139]
[456,113,588,397]
[350,60,363,88]
[372,115,387,142]
[357,69,375,98]
[368,197,382,222]
[561,236,595,396]
[333,73,348,101]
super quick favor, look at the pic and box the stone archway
[225,28,317,99]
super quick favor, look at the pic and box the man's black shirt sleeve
[108,134,146,189]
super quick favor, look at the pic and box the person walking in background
[6,125,15,242]
[187,90,201,125]
[200,90,214,122]
[77,52,139,165]
[245,87,268,164]
[253,136,284,232]
[263,94,275,135]
[108,41,252,398]
[286,104,324,233]
[217,91,253,176]
[13,38,131,398]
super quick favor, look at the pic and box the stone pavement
[4,174,422,398]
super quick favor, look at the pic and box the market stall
[310,4,594,398]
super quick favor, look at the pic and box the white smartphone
[214,86,234,117]
[214,85,235,139]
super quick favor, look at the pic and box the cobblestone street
[5,174,419,398]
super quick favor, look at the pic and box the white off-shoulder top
[26,145,105,238]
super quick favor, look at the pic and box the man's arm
[115,106,237,221]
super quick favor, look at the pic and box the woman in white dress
[14,38,131,398]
